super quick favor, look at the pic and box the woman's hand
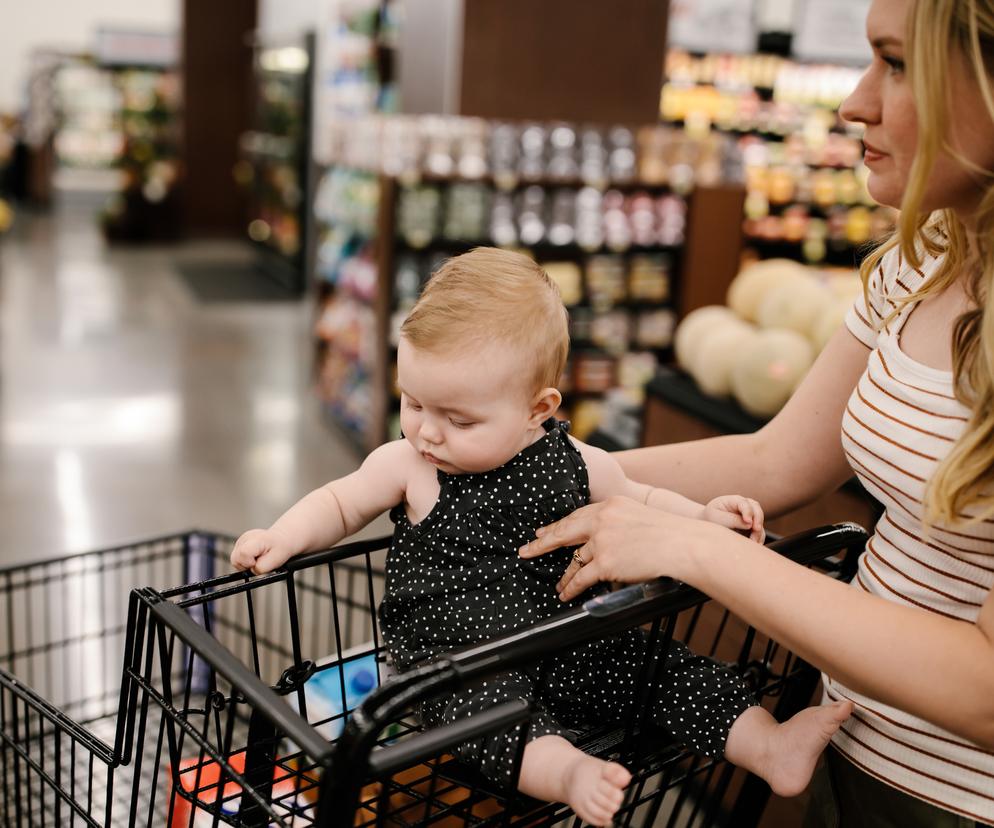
[518,496,723,601]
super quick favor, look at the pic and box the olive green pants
[803,747,993,828]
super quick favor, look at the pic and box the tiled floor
[0,195,381,568]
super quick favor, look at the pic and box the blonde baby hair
[400,247,570,395]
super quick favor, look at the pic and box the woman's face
[839,0,994,220]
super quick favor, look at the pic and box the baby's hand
[231,528,294,574]
[702,495,765,543]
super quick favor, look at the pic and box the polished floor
[0,195,382,568]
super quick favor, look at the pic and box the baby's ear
[529,387,562,426]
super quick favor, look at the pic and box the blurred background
[0,0,883,564]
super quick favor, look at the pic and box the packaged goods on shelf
[662,48,896,267]
[313,115,747,448]
[326,114,739,193]
[43,57,182,239]
[238,34,314,287]
[0,115,16,233]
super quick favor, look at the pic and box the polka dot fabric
[378,419,755,786]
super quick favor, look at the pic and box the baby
[232,248,851,826]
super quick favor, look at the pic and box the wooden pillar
[460,0,667,124]
[181,0,257,236]
[680,184,747,316]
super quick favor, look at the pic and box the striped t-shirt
[825,245,994,822]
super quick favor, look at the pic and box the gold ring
[572,550,586,567]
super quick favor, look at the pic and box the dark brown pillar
[460,0,668,125]
[181,0,257,236]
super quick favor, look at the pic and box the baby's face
[397,338,541,474]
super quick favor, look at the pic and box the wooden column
[679,184,747,316]
[181,0,257,236]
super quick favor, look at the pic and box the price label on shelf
[668,0,758,55]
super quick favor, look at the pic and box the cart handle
[448,521,867,679]
[146,597,333,764]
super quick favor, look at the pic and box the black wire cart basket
[0,523,867,828]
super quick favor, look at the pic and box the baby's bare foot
[761,700,853,797]
[563,754,631,826]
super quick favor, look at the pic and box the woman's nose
[839,66,881,127]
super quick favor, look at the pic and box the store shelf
[240,32,315,292]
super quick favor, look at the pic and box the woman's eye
[882,56,905,75]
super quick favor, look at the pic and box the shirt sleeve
[845,247,897,349]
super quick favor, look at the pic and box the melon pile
[675,258,860,417]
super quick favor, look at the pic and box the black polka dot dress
[378,419,755,787]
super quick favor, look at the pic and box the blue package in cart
[287,648,389,742]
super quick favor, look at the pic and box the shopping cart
[0,522,867,828]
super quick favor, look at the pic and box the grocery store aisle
[0,196,371,567]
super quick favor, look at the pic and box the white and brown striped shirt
[825,245,994,822]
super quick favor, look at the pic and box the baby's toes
[602,761,632,789]
[575,799,609,827]
[585,803,615,827]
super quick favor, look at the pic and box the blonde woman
[521,0,994,824]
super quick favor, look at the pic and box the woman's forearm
[617,433,810,518]
[616,434,758,501]
[679,525,994,749]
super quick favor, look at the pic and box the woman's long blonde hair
[858,0,994,526]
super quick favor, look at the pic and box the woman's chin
[865,177,901,210]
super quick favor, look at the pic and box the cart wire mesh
[0,523,867,827]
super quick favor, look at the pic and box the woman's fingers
[555,543,592,592]
[519,502,602,558]
[558,556,602,602]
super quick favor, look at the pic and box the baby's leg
[723,700,853,797]
[421,671,630,825]
[555,632,851,797]
[420,673,554,787]
[519,735,631,827]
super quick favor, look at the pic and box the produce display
[675,258,861,417]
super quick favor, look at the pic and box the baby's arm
[231,439,415,574]
[572,438,764,541]
[574,438,705,518]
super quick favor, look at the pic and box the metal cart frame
[0,523,867,827]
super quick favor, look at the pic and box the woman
[520,0,994,824]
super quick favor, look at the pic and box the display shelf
[39,57,183,240]
[661,47,898,270]
[0,116,15,235]
[101,67,182,241]
[239,33,315,292]
[314,175,737,450]
[312,116,749,451]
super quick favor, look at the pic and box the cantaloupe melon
[756,276,830,336]
[726,258,807,322]
[731,329,814,417]
[811,299,851,352]
[674,305,739,371]
[689,322,760,397]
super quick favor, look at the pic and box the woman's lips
[863,141,888,163]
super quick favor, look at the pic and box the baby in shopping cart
[232,247,852,826]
